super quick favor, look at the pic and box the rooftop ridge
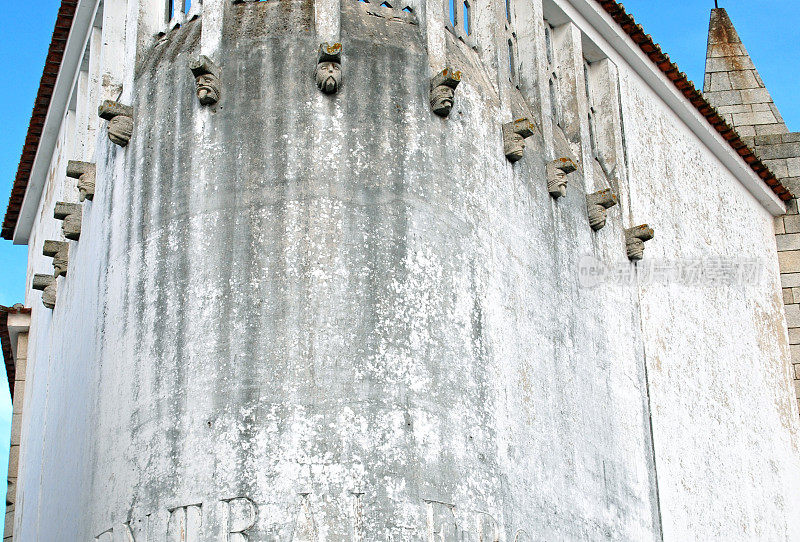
[595,0,791,201]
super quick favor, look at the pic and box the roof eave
[2,0,99,244]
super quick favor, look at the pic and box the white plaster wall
[9,0,800,539]
[618,63,800,540]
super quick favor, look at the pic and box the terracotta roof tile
[595,0,792,202]
[1,0,78,240]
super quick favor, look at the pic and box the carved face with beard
[195,73,220,105]
[77,172,95,202]
[53,249,69,277]
[429,68,461,118]
[546,158,577,198]
[502,119,535,163]
[316,61,342,94]
[430,84,455,117]
[504,132,526,163]
[548,167,569,198]
[108,115,133,147]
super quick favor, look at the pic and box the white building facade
[1,0,799,539]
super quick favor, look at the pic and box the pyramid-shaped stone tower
[704,8,799,193]
[704,7,788,139]
[704,7,800,409]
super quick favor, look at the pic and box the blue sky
[0,0,796,531]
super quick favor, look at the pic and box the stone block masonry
[775,197,800,407]
[703,8,800,412]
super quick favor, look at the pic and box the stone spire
[703,8,788,141]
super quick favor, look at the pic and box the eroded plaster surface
[11,0,800,540]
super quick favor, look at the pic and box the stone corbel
[54,202,82,241]
[316,43,342,95]
[546,158,577,198]
[503,119,535,163]
[98,100,134,147]
[429,68,461,118]
[624,225,654,261]
[189,55,221,106]
[43,240,69,277]
[586,189,618,230]
[32,274,57,309]
[66,161,96,202]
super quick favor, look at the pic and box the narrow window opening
[544,23,553,65]
[463,1,470,34]
[584,62,598,158]
[583,63,591,103]
[550,78,559,126]
[167,0,174,22]
[449,0,456,27]
[505,0,511,23]
[508,39,515,81]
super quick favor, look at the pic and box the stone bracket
[586,189,618,231]
[189,55,221,106]
[98,100,134,147]
[316,43,342,95]
[32,274,57,309]
[624,225,655,261]
[66,160,97,202]
[503,119,535,163]
[430,68,461,118]
[43,240,69,277]
[546,158,577,199]
[53,202,82,241]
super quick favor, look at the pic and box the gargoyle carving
[32,274,57,309]
[586,189,618,230]
[66,161,96,202]
[98,100,134,147]
[502,119,535,163]
[316,43,342,95]
[54,202,82,241]
[43,240,69,277]
[429,68,461,118]
[624,225,654,261]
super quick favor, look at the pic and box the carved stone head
[108,116,133,146]
[546,158,577,199]
[98,101,134,147]
[189,55,221,106]
[54,202,82,241]
[429,68,461,117]
[32,274,56,309]
[43,240,69,277]
[502,119,535,163]
[624,225,654,261]
[316,43,342,95]
[67,160,96,202]
[586,189,618,231]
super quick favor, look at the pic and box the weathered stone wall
[4,329,26,542]
[702,8,800,420]
[10,0,800,540]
